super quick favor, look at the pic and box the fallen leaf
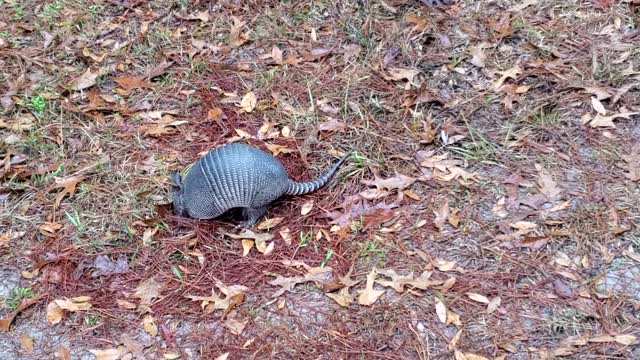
[382,68,421,82]
[240,91,257,113]
[93,255,129,277]
[186,280,248,316]
[257,217,284,230]
[591,97,607,115]
[363,173,416,192]
[223,318,248,335]
[466,292,490,304]
[268,266,333,298]
[42,31,54,49]
[357,268,385,306]
[279,227,292,245]
[271,45,284,64]
[185,10,209,22]
[493,64,522,90]
[487,296,501,314]
[72,66,110,91]
[405,13,427,32]
[433,200,450,231]
[301,201,314,215]
[49,175,84,208]
[318,117,346,132]
[82,47,107,63]
[228,16,248,47]
[54,296,92,311]
[143,314,158,337]
[435,299,447,323]
[19,334,34,353]
[39,222,63,238]
[375,269,440,292]
[113,76,153,91]
[265,143,292,157]
[89,348,124,360]
[535,165,562,201]
[216,353,230,360]
[587,111,638,128]
[241,240,254,256]
[469,43,488,68]
[508,0,539,12]
[326,287,355,307]
[46,302,64,324]
[0,113,35,131]
[1,297,39,330]
[132,277,163,313]
[614,334,637,345]
[141,114,189,137]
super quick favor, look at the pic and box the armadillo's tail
[285,150,353,196]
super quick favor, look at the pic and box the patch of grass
[298,229,312,248]
[10,0,25,20]
[255,68,279,89]
[84,314,100,326]
[543,307,595,336]
[529,108,561,128]
[40,1,63,20]
[3,286,35,309]
[31,163,64,187]
[357,239,385,266]
[28,94,46,114]
[65,208,85,233]
[86,4,100,15]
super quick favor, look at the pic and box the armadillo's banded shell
[180,143,289,219]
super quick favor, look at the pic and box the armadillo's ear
[171,172,183,189]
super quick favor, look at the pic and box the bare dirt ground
[1,0,640,359]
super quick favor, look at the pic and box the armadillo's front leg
[238,206,268,228]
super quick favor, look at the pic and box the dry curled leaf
[435,299,447,323]
[357,268,385,306]
[268,266,333,298]
[89,348,124,360]
[72,66,110,91]
[375,269,440,292]
[382,68,421,82]
[50,175,84,208]
[469,43,489,68]
[265,143,292,157]
[143,314,158,337]
[186,280,248,316]
[132,277,163,313]
[405,13,427,32]
[466,292,490,304]
[326,287,355,307]
[301,200,314,215]
[228,16,248,47]
[113,76,153,91]
[363,173,416,192]
[223,318,248,335]
[240,91,257,113]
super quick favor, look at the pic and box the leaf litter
[3,0,640,357]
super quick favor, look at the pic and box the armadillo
[172,142,351,226]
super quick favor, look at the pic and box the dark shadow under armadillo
[172,143,351,227]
